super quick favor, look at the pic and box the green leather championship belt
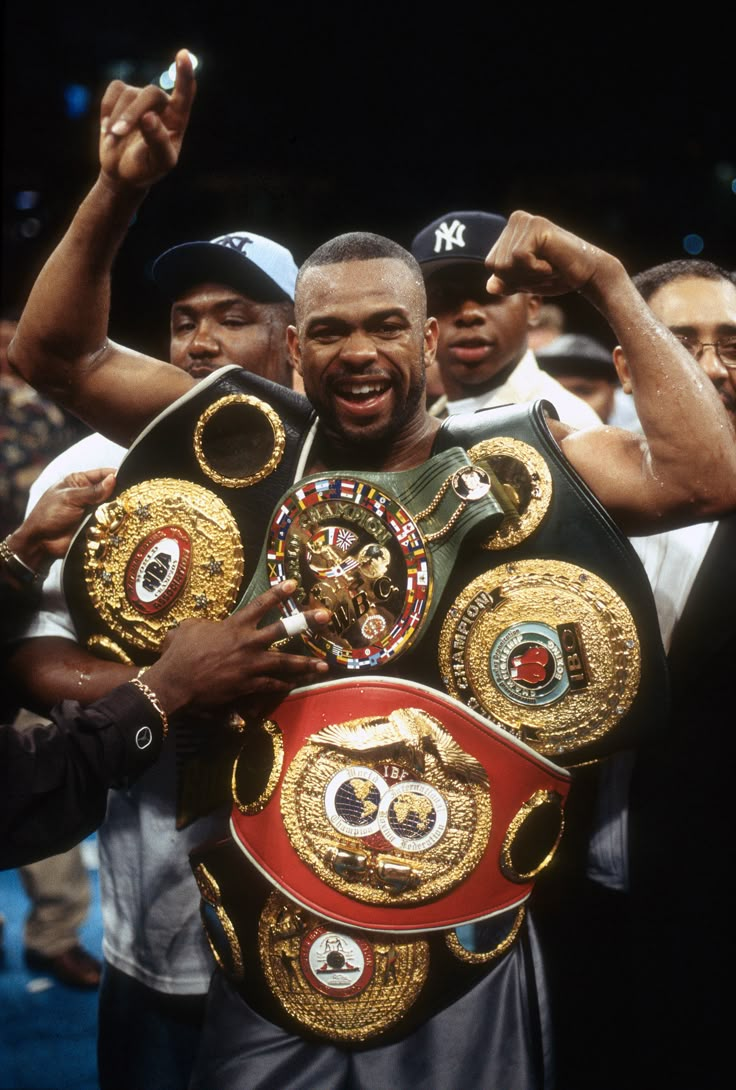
[426,401,668,764]
[238,448,508,670]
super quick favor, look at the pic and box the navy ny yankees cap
[152,231,298,303]
[411,211,508,275]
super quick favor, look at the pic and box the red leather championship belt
[229,677,570,932]
[191,678,570,1043]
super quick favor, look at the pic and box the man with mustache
[573,257,736,1090]
[411,210,601,429]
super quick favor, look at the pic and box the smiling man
[7,52,736,1090]
[288,234,438,468]
[412,211,601,428]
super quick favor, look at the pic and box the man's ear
[423,316,439,368]
[613,346,632,393]
[526,294,543,324]
[286,325,303,376]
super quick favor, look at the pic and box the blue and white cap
[152,231,298,303]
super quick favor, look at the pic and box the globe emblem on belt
[324,766,387,838]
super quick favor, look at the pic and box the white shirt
[445,350,603,431]
[24,432,220,994]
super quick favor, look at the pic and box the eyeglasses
[674,334,736,370]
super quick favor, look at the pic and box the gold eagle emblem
[310,708,489,788]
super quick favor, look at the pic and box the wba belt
[191,678,570,1043]
[62,367,317,664]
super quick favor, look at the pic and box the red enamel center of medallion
[125,526,192,615]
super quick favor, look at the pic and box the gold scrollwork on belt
[259,891,429,1041]
[194,863,245,981]
[232,719,284,815]
[467,438,552,549]
[446,904,526,964]
[83,479,244,652]
[438,559,641,756]
[500,790,565,882]
[279,707,491,906]
[194,395,286,488]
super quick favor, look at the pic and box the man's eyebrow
[305,305,411,334]
[366,307,411,323]
[171,296,252,315]
[669,322,736,334]
[305,314,352,334]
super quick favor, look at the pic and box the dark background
[3,2,733,356]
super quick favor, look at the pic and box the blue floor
[0,838,102,1090]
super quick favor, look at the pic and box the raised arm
[486,212,736,532]
[7,50,198,445]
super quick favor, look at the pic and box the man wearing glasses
[569,259,736,1090]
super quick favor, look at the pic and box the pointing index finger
[170,48,197,122]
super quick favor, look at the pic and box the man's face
[550,372,617,424]
[647,276,736,426]
[425,265,538,397]
[289,258,436,448]
[169,282,292,385]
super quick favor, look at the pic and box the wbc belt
[237,448,508,670]
[191,677,570,1042]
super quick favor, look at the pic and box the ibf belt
[191,677,569,1042]
[240,447,508,670]
[228,677,570,932]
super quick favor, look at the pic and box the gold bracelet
[130,670,169,739]
[0,535,44,585]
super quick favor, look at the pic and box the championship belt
[235,447,509,670]
[59,368,317,829]
[190,677,570,1042]
[427,400,669,763]
[62,367,317,663]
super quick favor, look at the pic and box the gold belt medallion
[280,707,491,905]
[266,477,432,669]
[438,559,640,756]
[194,394,286,487]
[259,891,429,1041]
[83,478,244,652]
[467,438,553,549]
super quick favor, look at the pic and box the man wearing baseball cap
[537,332,621,423]
[152,229,297,387]
[8,223,301,1089]
[411,211,600,429]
